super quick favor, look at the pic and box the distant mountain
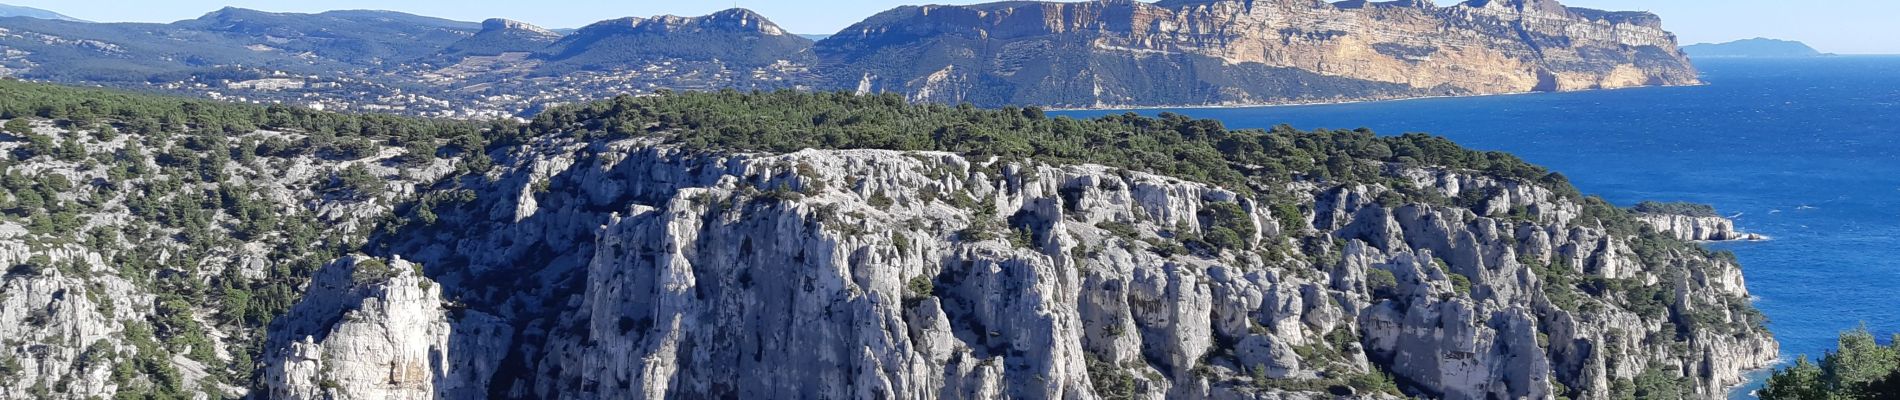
[0,1,1699,115]
[0,7,816,118]
[538,9,813,74]
[173,8,480,64]
[0,7,484,82]
[440,18,562,58]
[816,0,1700,108]
[0,3,81,21]
[1684,38,1826,58]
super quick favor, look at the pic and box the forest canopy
[1760,328,1900,400]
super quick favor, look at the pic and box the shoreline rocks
[1636,213,1769,242]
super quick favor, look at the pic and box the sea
[1055,56,1900,398]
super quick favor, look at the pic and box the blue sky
[8,0,1896,54]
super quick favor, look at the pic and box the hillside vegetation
[1761,328,1900,400]
[0,80,1768,399]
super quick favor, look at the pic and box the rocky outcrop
[0,115,461,399]
[537,8,814,72]
[439,18,563,57]
[262,256,510,400]
[482,18,556,37]
[1636,214,1767,242]
[818,0,1698,108]
[259,137,1774,399]
[0,243,140,399]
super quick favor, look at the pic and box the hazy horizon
[4,0,1895,54]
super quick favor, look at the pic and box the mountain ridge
[818,0,1698,107]
[0,3,80,21]
[535,8,813,73]
[0,1,1696,114]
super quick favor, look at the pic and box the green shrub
[957,224,996,242]
[1367,269,1399,299]
[1272,202,1305,235]
[352,258,392,285]
[400,140,438,167]
[1009,227,1036,249]
[1629,367,1688,400]
[868,191,895,208]
[2,118,29,135]
[1086,355,1142,400]
[1761,327,1900,399]
[1205,227,1244,252]
[334,164,384,200]
[1347,369,1403,396]
[1631,201,1719,217]
[1199,202,1255,251]
[0,355,18,378]
[1096,221,1140,241]
[905,275,935,300]
[1449,272,1473,297]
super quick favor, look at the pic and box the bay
[1056,56,1900,398]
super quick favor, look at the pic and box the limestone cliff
[0,85,1772,400]
[1636,214,1767,242]
[439,18,563,58]
[537,8,815,74]
[817,0,1699,108]
[259,137,1774,399]
[0,104,460,398]
[261,256,510,400]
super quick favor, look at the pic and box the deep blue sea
[1056,57,1900,398]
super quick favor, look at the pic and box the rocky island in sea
[1684,38,1829,58]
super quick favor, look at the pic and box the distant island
[1684,38,1828,58]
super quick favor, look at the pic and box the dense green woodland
[0,79,491,399]
[0,81,1566,197]
[526,90,1571,192]
[1761,328,1900,400]
[1633,201,1722,217]
[0,80,1753,398]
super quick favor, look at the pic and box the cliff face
[817,0,1698,107]
[438,18,562,58]
[0,114,461,398]
[255,137,1772,399]
[1637,214,1767,242]
[261,256,510,400]
[0,86,1771,400]
[537,9,815,73]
